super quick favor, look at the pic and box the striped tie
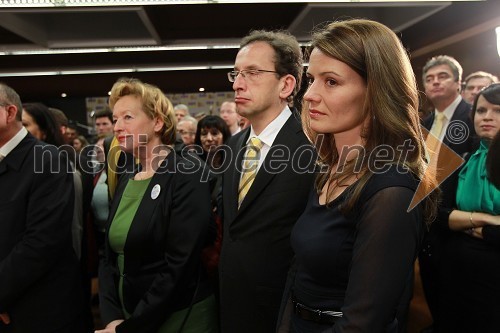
[238,137,264,208]
[430,112,445,140]
[426,112,445,157]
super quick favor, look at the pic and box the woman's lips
[309,109,326,119]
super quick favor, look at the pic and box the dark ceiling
[0,0,499,100]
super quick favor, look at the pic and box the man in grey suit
[218,30,315,333]
[0,83,83,333]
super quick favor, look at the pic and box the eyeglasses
[177,130,195,136]
[227,69,278,83]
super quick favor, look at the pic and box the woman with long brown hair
[278,19,438,332]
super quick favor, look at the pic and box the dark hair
[240,30,303,102]
[94,109,113,122]
[23,102,65,146]
[48,107,69,127]
[195,115,231,146]
[487,131,500,189]
[471,83,500,120]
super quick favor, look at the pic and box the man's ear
[6,105,19,124]
[279,74,296,100]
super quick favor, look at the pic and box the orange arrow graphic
[409,126,465,211]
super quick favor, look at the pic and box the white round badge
[151,184,161,200]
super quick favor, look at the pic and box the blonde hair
[303,19,437,222]
[109,78,176,145]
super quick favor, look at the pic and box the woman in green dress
[96,78,218,333]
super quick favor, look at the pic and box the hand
[471,227,483,239]
[464,227,483,239]
[0,313,10,325]
[95,319,124,333]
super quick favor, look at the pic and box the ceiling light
[497,26,500,58]
[0,45,241,56]
[0,0,478,7]
[199,88,205,92]
[0,64,234,77]
[61,93,67,97]
[0,43,311,56]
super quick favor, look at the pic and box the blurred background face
[66,127,77,144]
[175,109,187,122]
[177,120,196,145]
[22,110,45,140]
[200,126,223,153]
[95,116,113,135]
[462,77,493,104]
[220,101,239,128]
[72,138,83,152]
[474,94,500,141]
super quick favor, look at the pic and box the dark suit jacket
[0,133,83,333]
[421,99,475,209]
[419,99,476,320]
[219,113,316,333]
[99,150,213,333]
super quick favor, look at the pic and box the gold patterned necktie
[426,112,445,160]
[238,137,264,208]
[430,112,445,140]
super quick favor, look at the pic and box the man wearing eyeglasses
[0,83,84,332]
[218,30,315,333]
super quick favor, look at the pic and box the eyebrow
[307,70,343,78]
[426,71,450,78]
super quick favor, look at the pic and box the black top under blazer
[99,150,213,333]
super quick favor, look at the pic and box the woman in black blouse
[277,19,438,332]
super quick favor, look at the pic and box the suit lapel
[443,99,471,147]
[0,133,34,176]
[227,129,249,219]
[108,152,176,273]
[237,115,301,214]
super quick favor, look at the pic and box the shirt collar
[246,106,292,147]
[436,95,462,120]
[0,126,28,158]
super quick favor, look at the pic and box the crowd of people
[0,17,498,333]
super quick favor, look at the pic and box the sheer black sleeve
[330,187,424,333]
